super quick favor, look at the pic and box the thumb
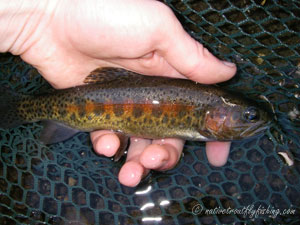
[158,15,236,84]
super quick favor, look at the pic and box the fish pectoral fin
[113,132,129,162]
[84,67,142,84]
[40,121,80,144]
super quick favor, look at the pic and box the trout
[0,67,271,148]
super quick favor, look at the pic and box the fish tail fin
[0,87,25,129]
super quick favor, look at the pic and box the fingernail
[222,60,236,67]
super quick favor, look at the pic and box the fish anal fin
[40,121,80,144]
[84,67,142,84]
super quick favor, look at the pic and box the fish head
[203,99,271,140]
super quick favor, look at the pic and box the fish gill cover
[0,0,300,224]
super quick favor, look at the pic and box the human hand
[1,0,236,186]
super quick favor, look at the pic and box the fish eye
[243,107,259,122]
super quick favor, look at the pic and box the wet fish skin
[0,67,271,143]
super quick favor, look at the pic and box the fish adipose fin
[0,87,25,129]
[40,121,80,144]
[84,67,142,84]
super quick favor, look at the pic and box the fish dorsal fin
[40,121,80,144]
[84,67,142,84]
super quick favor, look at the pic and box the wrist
[0,0,59,55]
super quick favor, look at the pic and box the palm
[20,0,178,88]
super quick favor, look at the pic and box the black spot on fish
[178,110,186,118]
[46,104,51,111]
[171,118,176,124]
[162,115,168,124]
[186,116,192,125]
[75,98,83,105]
[18,109,24,114]
[194,110,201,118]
[59,109,67,117]
[70,113,76,121]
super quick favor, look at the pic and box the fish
[0,67,271,158]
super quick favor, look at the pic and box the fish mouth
[240,121,270,138]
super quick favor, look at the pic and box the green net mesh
[1,0,300,224]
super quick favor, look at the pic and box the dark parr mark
[162,115,169,124]
[133,105,143,118]
[171,118,176,124]
[178,110,187,118]
[185,116,192,125]
[113,105,124,117]
[79,108,86,118]
[152,107,163,118]
[94,105,104,116]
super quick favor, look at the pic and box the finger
[205,142,231,166]
[126,137,152,161]
[107,37,235,84]
[118,161,145,187]
[107,52,185,78]
[118,138,151,187]
[140,138,184,170]
[156,9,237,84]
[90,130,120,157]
